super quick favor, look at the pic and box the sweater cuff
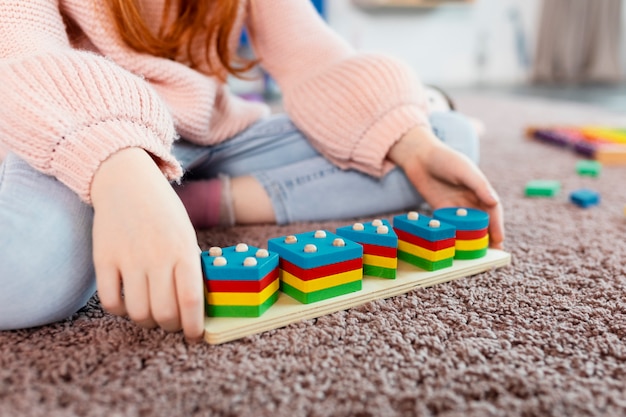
[350,105,429,177]
[51,119,182,204]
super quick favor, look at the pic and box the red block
[456,227,488,240]
[280,257,363,281]
[360,242,397,258]
[205,268,279,293]
[394,228,455,251]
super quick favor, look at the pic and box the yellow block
[363,253,397,269]
[455,235,489,251]
[281,268,362,293]
[582,127,626,144]
[207,279,279,306]
[398,240,455,262]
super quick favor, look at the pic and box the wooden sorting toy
[201,207,511,345]
[203,249,511,344]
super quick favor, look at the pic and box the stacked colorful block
[433,207,489,260]
[268,230,363,304]
[392,211,456,271]
[336,219,398,279]
[201,243,280,317]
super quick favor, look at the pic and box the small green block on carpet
[525,180,561,197]
[576,160,602,177]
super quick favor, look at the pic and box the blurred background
[233,0,625,112]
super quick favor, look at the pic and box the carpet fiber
[2,93,626,417]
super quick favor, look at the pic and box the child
[0,0,503,341]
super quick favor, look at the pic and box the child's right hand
[388,125,504,249]
[91,148,204,341]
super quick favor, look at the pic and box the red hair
[105,0,255,81]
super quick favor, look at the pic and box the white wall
[325,0,540,87]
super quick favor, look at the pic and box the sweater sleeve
[0,0,182,203]
[247,0,430,177]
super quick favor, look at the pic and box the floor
[454,84,626,113]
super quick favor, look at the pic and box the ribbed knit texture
[0,0,428,202]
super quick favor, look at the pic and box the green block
[525,180,561,197]
[454,247,488,260]
[397,251,453,271]
[575,160,602,177]
[363,264,396,279]
[206,291,279,318]
[280,280,362,304]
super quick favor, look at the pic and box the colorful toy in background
[526,125,626,165]
[201,207,491,319]
[523,142,605,208]
[524,180,561,198]
[569,188,601,208]
[576,160,602,177]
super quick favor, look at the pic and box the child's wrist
[91,147,155,207]
[388,125,438,169]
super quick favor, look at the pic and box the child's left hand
[388,125,504,249]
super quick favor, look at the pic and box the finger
[148,268,182,333]
[174,256,205,342]
[468,181,504,249]
[452,162,505,248]
[461,167,499,208]
[122,271,157,329]
[95,264,127,317]
[487,200,505,249]
[443,167,504,249]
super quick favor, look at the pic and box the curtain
[532,0,623,84]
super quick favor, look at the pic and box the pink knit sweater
[0,0,428,203]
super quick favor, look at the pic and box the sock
[174,175,235,228]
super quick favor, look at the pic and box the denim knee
[429,111,480,164]
[0,154,96,330]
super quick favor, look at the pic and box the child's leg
[175,112,479,225]
[0,154,96,330]
[249,111,479,223]
[172,114,321,227]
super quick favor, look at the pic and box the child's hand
[389,126,504,249]
[91,148,204,341]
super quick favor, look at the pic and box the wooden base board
[204,249,511,344]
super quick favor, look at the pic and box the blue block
[336,219,398,248]
[569,189,600,208]
[201,244,279,281]
[433,207,490,231]
[268,230,362,269]
[392,212,456,241]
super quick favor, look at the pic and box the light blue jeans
[0,111,478,330]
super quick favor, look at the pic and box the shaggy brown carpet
[2,93,626,417]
